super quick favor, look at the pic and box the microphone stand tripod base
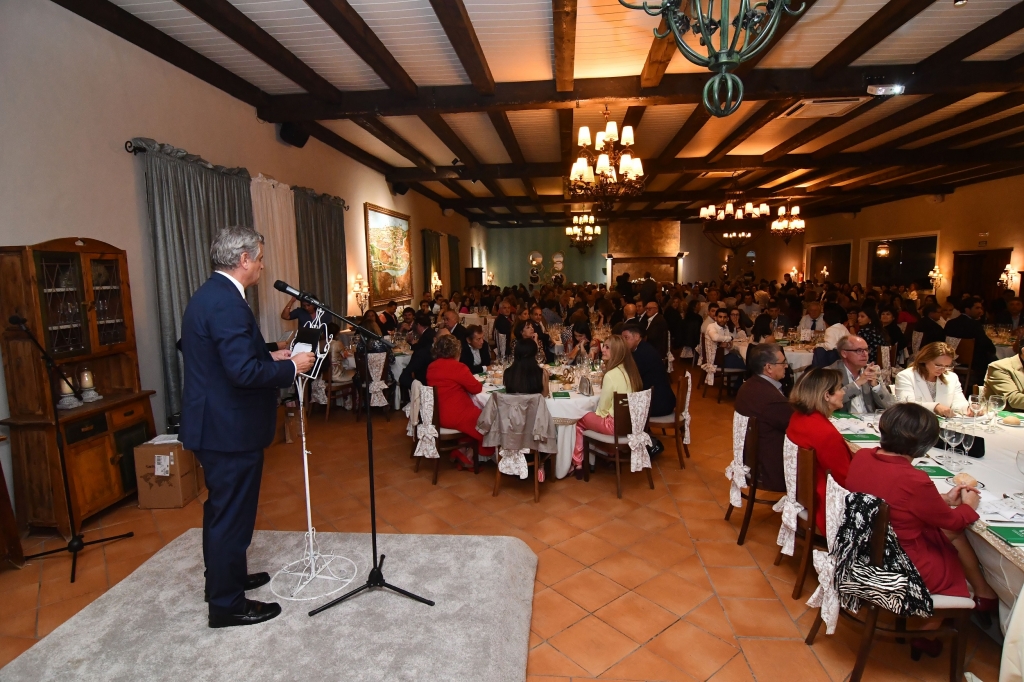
[308,554,435,616]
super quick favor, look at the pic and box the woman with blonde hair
[895,342,968,418]
[786,368,852,534]
[571,335,643,477]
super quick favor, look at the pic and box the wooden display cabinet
[0,238,155,539]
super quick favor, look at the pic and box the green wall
[486,226,608,287]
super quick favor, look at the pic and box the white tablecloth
[733,341,814,371]
[472,385,598,479]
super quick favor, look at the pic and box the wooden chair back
[612,393,633,441]
[868,500,891,567]
[953,338,974,370]
[742,416,760,475]
[796,446,818,530]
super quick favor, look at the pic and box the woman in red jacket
[786,368,852,534]
[426,333,494,467]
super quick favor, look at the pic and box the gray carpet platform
[1,529,537,682]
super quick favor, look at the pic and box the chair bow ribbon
[414,424,439,459]
[727,413,750,508]
[627,390,653,472]
[774,437,804,556]
[366,353,389,407]
[498,448,530,479]
[806,474,850,634]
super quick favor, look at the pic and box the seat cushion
[438,427,462,437]
[930,594,976,610]
[582,430,618,444]
[648,414,676,424]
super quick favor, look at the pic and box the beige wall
[0,0,469,505]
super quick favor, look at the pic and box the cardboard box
[134,439,201,509]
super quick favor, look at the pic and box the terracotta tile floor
[0,370,1005,680]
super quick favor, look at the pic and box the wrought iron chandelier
[568,108,645,213]
[565,214,602,254]
[619,0,806,117]
[702,224,763,251]
[769,204,804,244]
[700,199,770,221]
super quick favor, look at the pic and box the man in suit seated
[828,335,896,414]
[985,345,1024,411]
[459,325,492,375]
[620,324,675,417]
[642,300,670,361]
[400,313,437,392]
[997,297,1023,330]
[180,226,315,629]
[945,296,997,377]
[733,343,793,493]
[798,301,826,332]
[492,300,515,357]
[916,303,947,348]
[441,310,469,342]
[610,302,641,328]
[765,299,790,333]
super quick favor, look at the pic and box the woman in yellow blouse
[571,335,644,477]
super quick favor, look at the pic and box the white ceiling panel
[665,31,723,74]
[967,28,1024,61]
[463,0,553,82]
[791,95,924,153]
[757,0,890,69]
[318,120,415,167]
[854,1,1021,66]
[380,116,455,167]
[732,116,819,156]
[844,93,1002,152]
[441,113,512,164]
[677,100,762,157]
[109,0,303,93]
[573,0,661,79]
[645,173,682,192]
[905,103,1024,148]
[225,0,385,90]
[347,0,469,86]
[631,104,698,159]
[420,181,458,199]
[763,169,814,187]
[533,178,565,195]
[506,110,561,162]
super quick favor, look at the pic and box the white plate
[1000,420,1024,428]
[945,477,986,489]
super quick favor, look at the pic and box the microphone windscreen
[274,280,290,293]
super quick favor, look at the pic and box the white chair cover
[773,437,805,556]
[311,377,327,405]
[911,330,923,355]
[498,448,531,479]
[666,332,675,373]
[626,389,653,472]
[366,352,389,407]
[682,371,692,445]
[405,380,422,437]
[945,336,962,351]
[726,413,750,508]
[701,334,719,386]
[413,387,440,459]
[806,474,851,634]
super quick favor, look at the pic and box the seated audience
[399,313,436,392]
[820,307,849,351]
[512,319,547,365]
[856,307,887,364]
[700,303,721,335]
[326,323,351,383]
[996,296,1023,330]
[734,343,794,493]
[750,312,775,343]
[845,308,860,335]
[828,335,896,414]
[566,321,596,364]
[679,300,704,350]
[426,334,494,468]
[396,307,416,341]
[799,301,826,332]
[765,299,791,332]
[492,300,516,358]
[503,338,549,397]
[377,300,399,333]
[728,307,750,340]
[572,335,643,476]
[845,403,997,619]
[984,344,1024,411]
[786,368,852,534]
[459,325,491,375]
[643,300,670,359]
[441,309,469,342]
[621,324,675,418]
[895,342,969,417]
[738,292,761,320]
[945,297,997,374]
[707,308,747,370]
[880,305,906,354]
[917,303,947,348]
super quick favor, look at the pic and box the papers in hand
[292,342,313,354]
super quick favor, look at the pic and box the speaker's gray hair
[211,226,264,270]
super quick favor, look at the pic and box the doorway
[951,249,1013,302]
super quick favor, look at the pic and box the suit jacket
[639,279,657,303]
[828,360,896,414]
[493,314,514,355]
[179,274,295,452]
[460,340,492,375]
[400,327,436,391]
[644,314,669,359]
[996,311,1023,330]
[985,354,1024,410]
[917,316,947,348]
[632,341,676,417]
[894,366,969,414]
[734,375,793,492]
[449,323,469,342]
[944,314,996,370]
[378,311,398,333]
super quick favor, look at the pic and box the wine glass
[989,395,1006,423]
[959,427,975,467]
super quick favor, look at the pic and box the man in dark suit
[642,300,670,360]
[621,325,675,417]
[639,273,658,304]
[917,303,947,347]
[459,325,492,374]
[180,227,314,629]
[997,297,1023,330]
[945,297,997,375]
[400,312,436,391]
[442,310,469,342]
[733,343,793,493]
[492,300,515,357]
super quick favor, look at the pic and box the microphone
[273,280,324,309]
[9,315,27,326]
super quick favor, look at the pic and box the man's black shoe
[647,437,665,459]
[204,572,271,602]
[208,599,281,628]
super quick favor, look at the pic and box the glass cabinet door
[90,258,127,347]
[35,252,90,357]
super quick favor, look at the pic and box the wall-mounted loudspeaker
[278,122,309,148]
[442,208,454,217]
[392,182,410,195]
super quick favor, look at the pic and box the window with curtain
[293,187,348,316]
[448,234,461,292]
[132,137,253,417]
[422,230,442,295]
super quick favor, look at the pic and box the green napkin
[843,433,880,442]
[552,391,571,399]
[986,524,1024,546]
[832,411,860,421]
[915,465,954,478]
[998,410,1018,419]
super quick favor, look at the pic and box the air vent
[781,97,870,119]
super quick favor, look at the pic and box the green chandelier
[619,0,806,117]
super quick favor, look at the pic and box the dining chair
[724,416,780,545]
[413,386,480,485]
[490,393,554,503]
[356,350,392,423]
[947,336,975,394]
[648,371,692,468]
[323,350,356,421]
[582,392,655,499]
[773,445,822,599]
[702,342,747,403]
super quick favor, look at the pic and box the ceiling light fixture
[618,0,806,117]
[568,107,645,213]
[876,241,891,258]
[769,205,805,245]
[565,213,602,254]
[700,199,770,221]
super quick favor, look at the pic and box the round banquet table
[732,340,814,372]
[472,384,598,479]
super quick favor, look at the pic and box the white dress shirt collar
[216,271,245,298]
[760,374,783,392]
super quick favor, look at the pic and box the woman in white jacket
[894,342,969,417]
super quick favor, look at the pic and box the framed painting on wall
[364,203,413,306]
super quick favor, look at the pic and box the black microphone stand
[295,298,433,617]
[12,317,133,582]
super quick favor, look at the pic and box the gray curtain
[448,234,461,292]
[422,230,442,293]
[293,186,347,315]
[133,137,253,417]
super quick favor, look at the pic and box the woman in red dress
[426,333,494,467]
[845,403,996,605]
[786,368,852,534]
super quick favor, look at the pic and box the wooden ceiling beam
[705,98,798,163]
[487,111,540,201]
[639,16,677,88]
[838,165,930,190]
[174,0,343,103]
[300,122,394,176]
[885,92,1024,150]
[622,106,647,133]
[931,110,1024,149]
[305,0,417,98]
[552,0,579,92]
[812,94,964,158]
[734,0,821,76]
[409,182,446,204]
[811,0,938,80]
[874,164,980,187]
[741,169,793,188]
[951,164,1024,188]
[805,167,893,193]
[917,3,1024,74]
[770,168,834,192]
[641,172,701,212]
[762,97,889,162]
[428,0,495,95]
[559,108,575,171]
[350,116,435,172]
